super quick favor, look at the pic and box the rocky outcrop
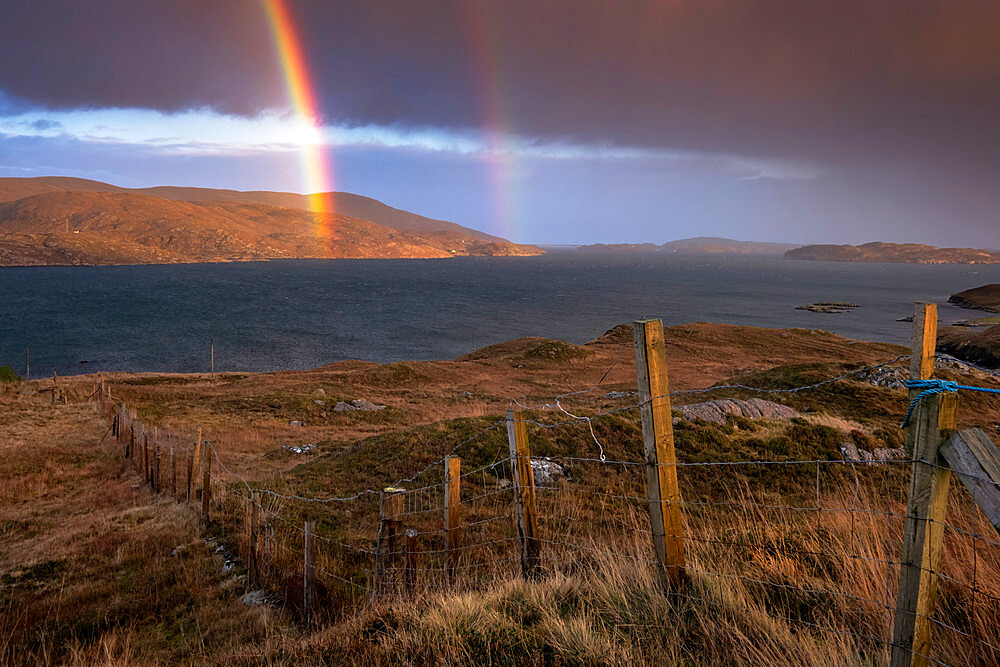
[839,442,907,464]
[334,399,387,412]
[676,398,799,424]
[949,284,1000,313]
[937,326,1000,369]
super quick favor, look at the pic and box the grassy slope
[3,323,1000,664]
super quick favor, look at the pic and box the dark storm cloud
[3,1,998,171]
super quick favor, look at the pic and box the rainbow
[463,0,519,241]
[262,0,337,250]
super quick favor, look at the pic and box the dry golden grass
[3,323,1000,664]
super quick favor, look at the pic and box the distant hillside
[950,285,1000,312]
[577,237,795,255]
[785,242,1000,264]
[0,177,541,266]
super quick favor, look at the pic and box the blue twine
[901,379,1000,427]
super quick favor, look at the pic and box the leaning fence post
[892,303,957,667]
[633,317,687,590]
[375,487,405,595]
[507,409,540,579]
[303,520,316,625]
[444,456,462,582]
[201,438,212,527]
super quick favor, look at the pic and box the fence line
[88,310,1000,665]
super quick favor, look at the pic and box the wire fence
[90,343,1000,665]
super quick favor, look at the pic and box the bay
[2,250,997,376]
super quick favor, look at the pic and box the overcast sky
[1,1,998,246]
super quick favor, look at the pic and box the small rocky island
[796,302,859,314]
[949,284,1000,313]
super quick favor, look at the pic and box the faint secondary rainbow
[262,0,336,249]
[463,0,520,241]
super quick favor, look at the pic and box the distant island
[785,242,1000,264]
[0,177,543,266]
[578,236,796,256]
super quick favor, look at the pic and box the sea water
[2,250,998,376]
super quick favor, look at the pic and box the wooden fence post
[201,439,212,527]
[507,409,540,579]
[892,303,956,667]
[193,427,203,499]
[153,431,161,493]
[444,456,461,582]
[633,318,686,590]
[170,447,177,498]
[303,520,316,626]
[376,488,405,595]
[186,445,194,502]
[143,434,150,485]
[405,529,418,595]
[249,492,261,586]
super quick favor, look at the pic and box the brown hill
[0,177,504,243]
[785,241,1000,264]
[0,178,542,265]
[0,190,542,265]
[938,325,1000,368]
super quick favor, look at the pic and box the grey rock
[241,590,269,606]
[676,398,799,425]
[530,458,565,485]
[222,560,235,573]
[604,391,635,399]
[460,391,472,398]
[288,420,306,427]
[313,400,326,406]
[171,545,188,558]
[315,388,326,395]
[840,442,907,464]
[282,443,316,454]
[334,399,387,412]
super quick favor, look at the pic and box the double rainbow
[262,0,519,244]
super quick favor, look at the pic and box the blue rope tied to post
[901,379,1000,427]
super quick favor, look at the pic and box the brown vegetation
[785,242,1000,264]
[3,322,1000,664]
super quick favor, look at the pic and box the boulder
[530,458,565,485]
[676,398,799,425]
[604,391,634,399]
[241,590,269,606]
[334,399,387,412]
[840,442,907,464]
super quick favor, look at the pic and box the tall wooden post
[303,520,316,625]
[507,409,540,579]
[249,492,261,586]
[633,318,686,589]
[201,439,212,527]
[892,303,957,667]
[444,456,462,581]
[170,447,177,498]
[376,488,405,595]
